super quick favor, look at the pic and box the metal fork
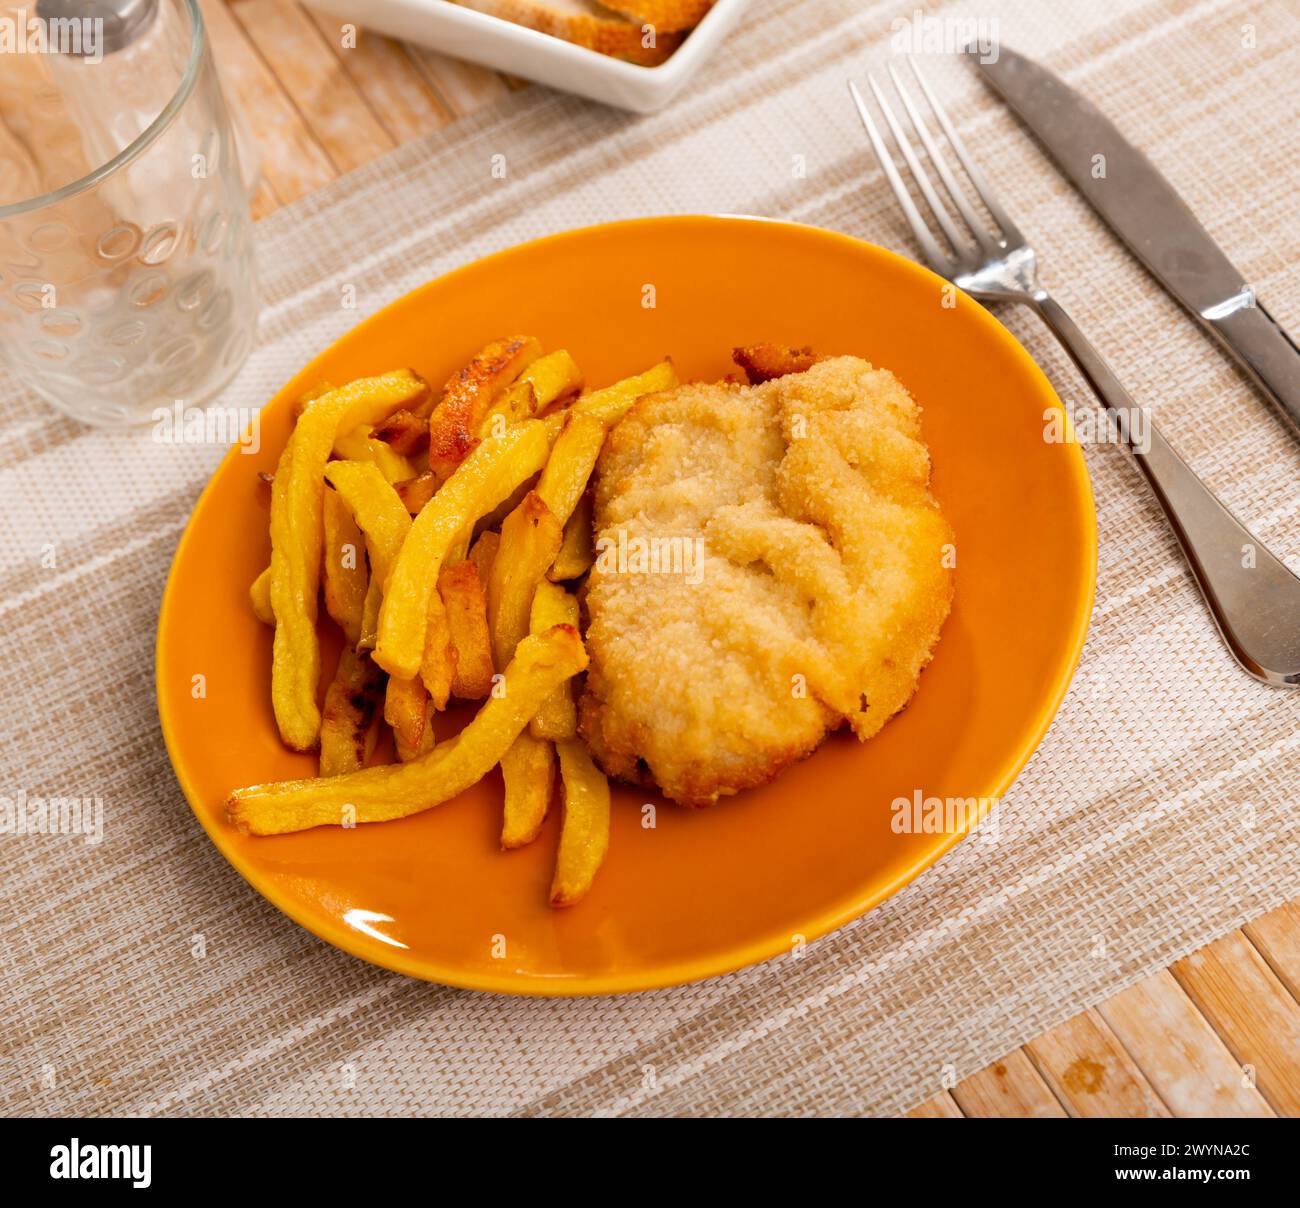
[850,61,1300,687]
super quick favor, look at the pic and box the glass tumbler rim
[0,0,206,220]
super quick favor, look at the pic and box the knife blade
[970,45,1300,437]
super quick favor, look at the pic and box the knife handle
[1033,293,1300,686]
[1204,302,1300,437]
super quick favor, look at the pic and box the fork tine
[906,56,1023,245]
[886,61,1000,256]
[847,80,947,271]
[864,74,973,257]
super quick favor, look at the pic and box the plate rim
[156,213,1097,996]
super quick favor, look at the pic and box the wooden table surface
[204,0,1300,1119]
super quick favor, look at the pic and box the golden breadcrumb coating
[578,356,954,806]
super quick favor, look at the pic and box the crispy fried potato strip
[375,420,552,681]
[548,493,595,582]
[322,490,367,648]
[551,738,611,907]
[477,349,584,438]
[334,424,418,484]
[428,336,542,479]
[439,561,494,700]
[372,408,427,456]
[269,369,426,750]
[529,581,579,741]
[319,648,383,776]
[250,566,274,625]
[500,731,555,849]
[468,530,500,582]
[394,471,438,515]
[536,411,607,526]
[385,674,434,762]
[485,490,564,671]
[228,625,587,835]
[568,360,677,426]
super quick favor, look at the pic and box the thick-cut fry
[228,625,587,835]
[385,674,434,762]
[323,460,412,649]
[548,493,595,582]
[485,491,564,671]
[468,530,500,582]
[569,361,677,426]
[250,566,274,624]
[439,561,494,700]
[269,369,426,750]
[419,609,456,709]
[476,349,584,438]
[372,408,427,456]
[320,648,383,776]
[428,336,542,479]
[500,731,555,849]
[528,582,579,740]
[334,424,418,484]
[375,420,552,681]
[394,471,437,515]
[551,738,611,907]
[536,410,607,525]
[322,490,367,648]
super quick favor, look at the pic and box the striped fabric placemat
[2,0,1298,1116]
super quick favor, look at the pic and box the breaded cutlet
[578,355,954,807]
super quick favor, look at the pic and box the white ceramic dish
[302,0,750,113]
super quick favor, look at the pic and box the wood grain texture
[200,0,335,204]
[1245,901,1300,1002]
[1097,970,1274,1117]
[228,1,394,173]
[951,1049,1068,1118]
[1173,931,1300,1117]
[303,10,455,143]
[1026,1010,1170,1118]
[907,1092,964,1118]
[404,44,515,116]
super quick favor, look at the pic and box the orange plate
[157,216,1095,995]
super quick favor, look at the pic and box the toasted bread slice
[599,0,715,32]
[456,0,684,65]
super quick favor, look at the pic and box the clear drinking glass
[0,0,257,426]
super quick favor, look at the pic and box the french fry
[372,408,427,456]
[385,674,434,762]
[394,471,437,515]
[536,410,607,525]
[732,344,818,384]
[322,460,412,649]
[468,530,500,582]
[485,491,564,671]
[228,625,587,835]
[322,489,367,648]
[500,732,554,849]
[269,369,426,750]
[428,336,542,479]
[439,561,495,700]
[476,349,584,438]
[320,648,383,776]
[334,424,418,484]
[569,360,677,426]
[419,608,456,710]
[250,566,274,624]
[528,581,579,741]
[551,738,611,907]
[548,493,595,582]
[375,420,552,681]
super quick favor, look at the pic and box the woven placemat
[2,0,1298,1117]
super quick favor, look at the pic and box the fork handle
[1033,292,1300,686]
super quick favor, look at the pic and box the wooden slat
[1097,969,1274,1117]
[1245,901,1300,1002]
[907,1092,964,1118]
[951,1049,1068,1118]
[405,44,514,117]
[1026,1009,1170,1117]
[228,1,395,174]
[1173,930,1300,1116]
[199,0,335,204]
[303,11,455,143]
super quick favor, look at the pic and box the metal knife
[970,44,1300,437]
